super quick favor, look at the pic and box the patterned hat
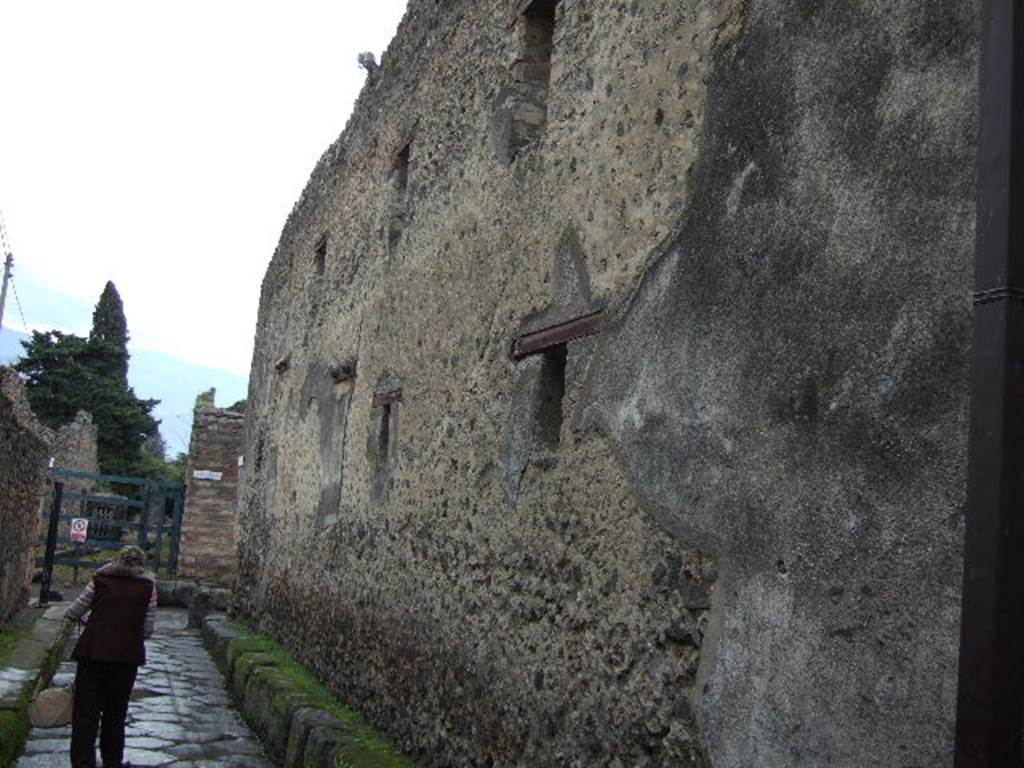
[116,545,147,567]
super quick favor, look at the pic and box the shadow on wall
[583,2,975,766]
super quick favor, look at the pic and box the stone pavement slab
[0,605,68,708]
[16,608,273,768]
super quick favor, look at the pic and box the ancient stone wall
[51,412,98,485]
[0,368,49,629]
[0,368,98,629]
[236,1,978,766]
[179,395,245,586]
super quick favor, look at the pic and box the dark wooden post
[39,482,64,607]
[137,485,151,552]
[168,489,184,575]
[955,3,1024,765]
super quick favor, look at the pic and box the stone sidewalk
[16,608,272,768]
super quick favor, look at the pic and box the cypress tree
[90,280,129,383]
[16,281,159,478]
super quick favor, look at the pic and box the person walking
[64,545,157,768]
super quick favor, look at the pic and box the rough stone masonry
[179,392,245,587]
[0,367,98,630]
[0,368,50,630]
[234,1,978,766]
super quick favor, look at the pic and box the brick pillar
[178,397,245,586]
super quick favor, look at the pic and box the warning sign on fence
[70,518,89,543]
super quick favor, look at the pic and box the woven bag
[29,683,75,727]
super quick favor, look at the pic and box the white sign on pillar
[70,518,89,543]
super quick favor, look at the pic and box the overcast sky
[0,0,407,376]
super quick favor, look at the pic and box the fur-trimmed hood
[97,561,155,581]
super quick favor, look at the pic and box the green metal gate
[37,468,185,605]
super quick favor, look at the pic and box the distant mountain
[0,327,248,457]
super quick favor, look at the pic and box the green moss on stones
[0,617,70,768]
[333,731,410,768]
[227,636,272,666]
[225,623,418,768]
[232,652,278,701]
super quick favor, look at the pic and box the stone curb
[0,605,72,768]
[199,614,416,768]
[154,578,230,629]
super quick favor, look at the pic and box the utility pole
[0,211,12,333]
[0,253,11,332]
[954,1,1024,766]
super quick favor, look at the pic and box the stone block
[283,707,341,768]
[201,616,242,672]
[174,580,197,607]
[154,579,177,606]
[225,638,272,687]
[187,588,230,628]
[264,675,321,761]
[207,588,231,610]
[231,652,277,702]
[241,664,296,757]
[303,724,347,768]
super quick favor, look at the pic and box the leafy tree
[357,51,378,73]
[141,432,167,462]
[16,283,159,478]
[137,445,185,484]
[90,281,129,383]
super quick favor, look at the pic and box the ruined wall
[51,411,98,482]
[236,1,978,766]
[0,368,49,628]
[180,395,245,586]
[0,368,98,628]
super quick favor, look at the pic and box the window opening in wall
[370,387,402,502]
[535,344,566,449]
[393,142,411,192]
[314,235,328,275]
[372,389,402,464]
[379,401,392,462]
[521,0,558,90]
[505,0,559,159]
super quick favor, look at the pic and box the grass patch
[227,622,367,727]
[0,626,29,667]
[0,708,30,768]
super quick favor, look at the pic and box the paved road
[17,608,272,768]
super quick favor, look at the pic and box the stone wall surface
[235,1,979,767]
[180,400,245,586]
[0,368,50,629]
[51,411,99,485]
[0,368,98,629]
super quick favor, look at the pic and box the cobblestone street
[17,608,272,768]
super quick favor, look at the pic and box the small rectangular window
[314,235,328,275]
[379,402,392,461]
[503,0,560,159]
[393,142,411,192]
[370,388,401,503]
[535,345,566,449]
[521,0,558,90]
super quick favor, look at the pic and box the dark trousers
[70,659,138,768]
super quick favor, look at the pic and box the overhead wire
[9,270,30,332]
